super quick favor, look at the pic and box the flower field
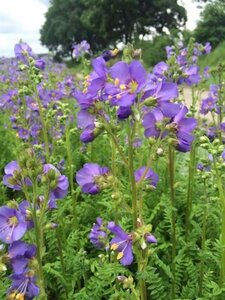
[0,40,225,299]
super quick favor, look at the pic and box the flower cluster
[0,157,69,299]
[89,218,157,266]
[72,40,91,59]
[74,46,197,152]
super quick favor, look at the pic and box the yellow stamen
[111,243,119,251]
[9,216,18,226]
[119,84,126,90]
[117,252,124,260]
[128,80,138,93]
[7,292,24,300]
[111,48,119,56]
[114,78,120,86]
[16,293,24,300]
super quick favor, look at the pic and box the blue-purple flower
[105,60,147,107]
[200,96,218,115]
[7,271,39,300]
[8,241,36,275]
[3,161,31,191]
[171,105,197,152]
[76,163,109,194]
[0,206,28,244]
[134,166,159,188]
[43,164,69,199]
[89,218,108,249]
[108,221,133,266]
[14,43,33,64]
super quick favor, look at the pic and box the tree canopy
[40,0,187,57]
[194,1,225,47]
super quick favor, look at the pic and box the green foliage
[198,42,225,69]
[135,35,171,68]
[194,1,225,48]
[41,0,187,56]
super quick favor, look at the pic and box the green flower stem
[136,137,162,189]
[56,228,69,298]
[110,138,119,222]
[185,140,197,241]
[65,125,78,229]
[31,82,50,162]
[26,58,50,161]
[32,179,47,300]
[127,121,147,299]
[137,249,148,300]
[127,121,138,229]
[101,118,128,166]
[213,157,225,286]
[168,146,176,299]
[199,180,208,297]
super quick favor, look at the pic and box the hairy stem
[127,121,138,229]
[32,180,47,300]
[213,157,225,286]
[199,180,208,297]
[185,140,197,241]
[65,125,78,229]
[168,146,176,299]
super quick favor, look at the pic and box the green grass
[199,41,225,69]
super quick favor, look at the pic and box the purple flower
[43,164,69,199]
[171,105,197,152]
[197,163,211,172]
[142,108,164,138]
[88,57,107,95]
[35,59,46,70]
[134,166,159,188]
[108,221,133,266]
[9,241,36,274]
[203,42,212,54]
[165,46,175,58]
[105,60,147,107]
[72,40,90,59]
[3,161,22,190]
[117,106,132,119]
[0,206,27,244]
[3,161,31,191]
[89,218,108,249]
[14,43,33,64]
[101,48,119,61]
[76,163,109,194]
[8,272,39,300]
[200,96,218,115]
[145,233,157,244]
[74,91,95,109]
[179,66,200,86]
[80,124,98,143]
[142,81,178,107]
[153,62,169,77]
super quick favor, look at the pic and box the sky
[0,0,203,57]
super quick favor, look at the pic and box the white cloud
[179,0,204,30]
[0,0,48,57]
[0,0,204,57]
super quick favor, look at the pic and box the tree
[194,1,225,47]
[40,0,187,57]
